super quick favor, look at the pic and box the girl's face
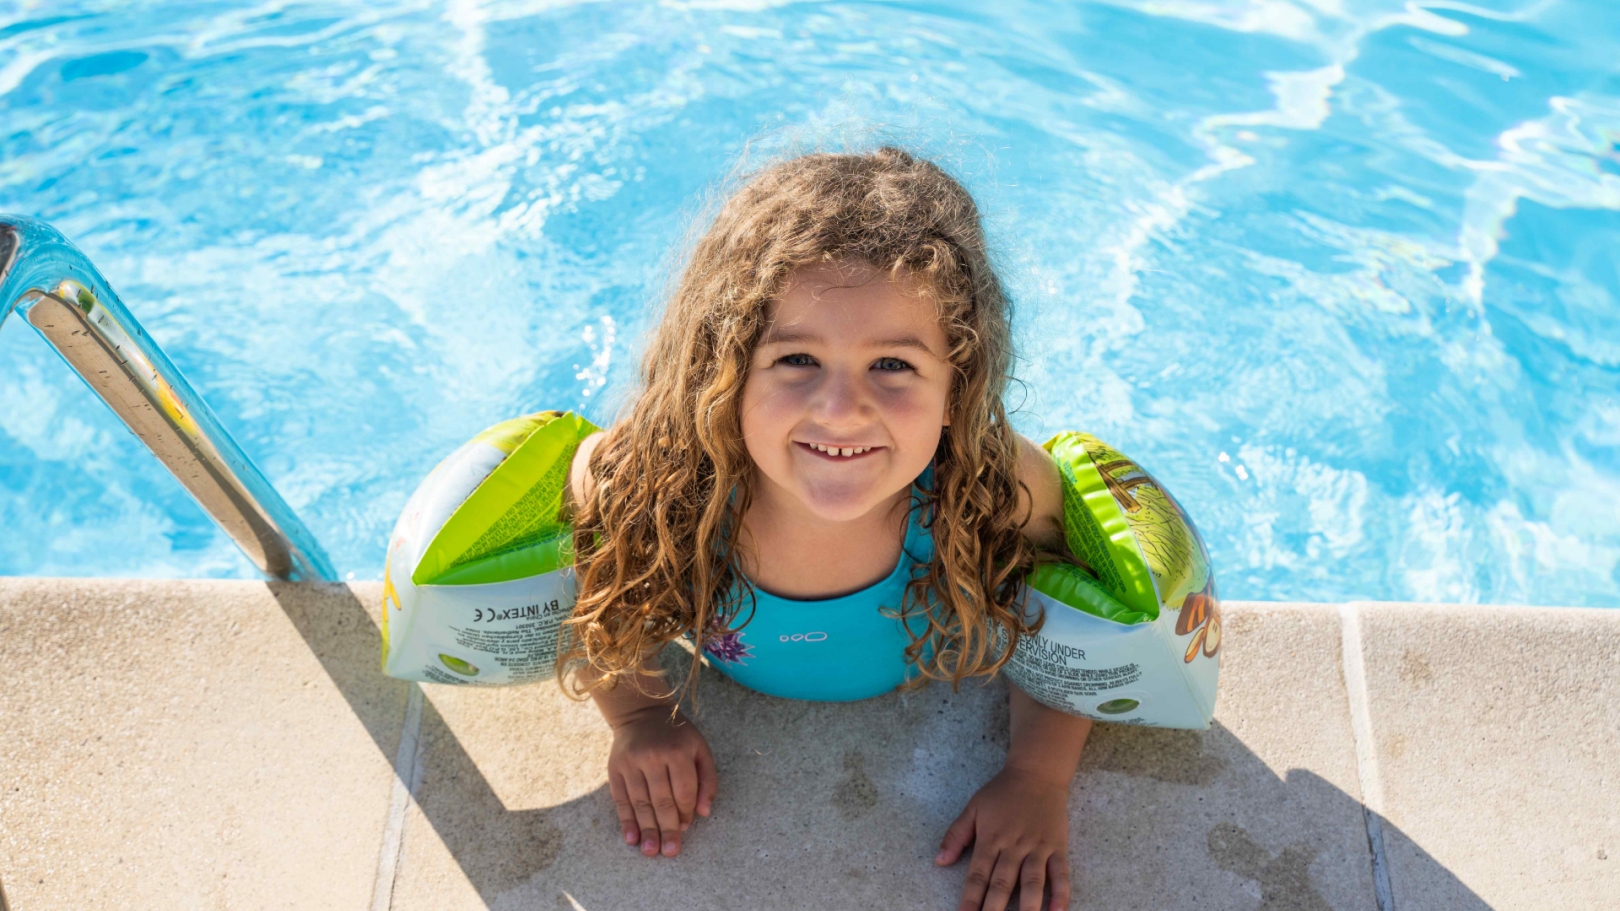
[740,261,953,523]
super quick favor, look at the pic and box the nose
[810,366,869,428]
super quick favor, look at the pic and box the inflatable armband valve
[381,411,599,685]
[1003,433,1221,729]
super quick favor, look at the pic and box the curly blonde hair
[563,146,1037,698]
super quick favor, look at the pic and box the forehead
[765,261,945,346]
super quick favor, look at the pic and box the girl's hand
[606,705,718,858]
[935,766,1072,911]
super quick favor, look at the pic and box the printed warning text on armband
[1009,647,1142,706]
[1023,637,1087,663]
[448,605,566,683]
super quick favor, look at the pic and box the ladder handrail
[1,215,335,582]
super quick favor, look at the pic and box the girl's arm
[568,430,719,859]
[1013,433,1066,553]
[937,684,1092,911]
[933,434,1091,911]
[576,651,718,859]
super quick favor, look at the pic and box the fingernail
[625,830,637,845]
[663,841,678,856]
[642,837,657,855]
[934,850,949,863]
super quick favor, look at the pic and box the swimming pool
[2,0,1616,607]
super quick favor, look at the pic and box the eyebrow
[759,328,823,346]
[872,336,939,355]
[759,328,940,356]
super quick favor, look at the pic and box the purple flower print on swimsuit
[703,627,753,665]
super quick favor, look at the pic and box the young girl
[563,147,1090,911]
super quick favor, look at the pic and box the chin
[794,479,896,522]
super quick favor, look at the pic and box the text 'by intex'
[471,600,562,623]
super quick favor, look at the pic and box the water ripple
[1,0,1615,605]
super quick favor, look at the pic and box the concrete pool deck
[0,579,1614,910]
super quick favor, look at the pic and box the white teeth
[805,443,873,457]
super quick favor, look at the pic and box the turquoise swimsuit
[702,475,935,702]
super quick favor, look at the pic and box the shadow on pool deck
[266,582,1494,910]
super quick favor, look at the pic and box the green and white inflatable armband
[381,411,599,685]
[1004,432,1221,729]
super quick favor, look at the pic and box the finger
[669,757,699,831]
[957,847,998,911]
[626,771,661,857]
[695,741,719,817]
[607,772,638,846]
[1018,852,1049,911]
[936,804,977,866]
[981,851,1023,911]
[647,766,685,857]
[1047,852,1071,911]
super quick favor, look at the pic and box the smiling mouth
[797,441,883,460]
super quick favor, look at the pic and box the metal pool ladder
[0,215,334,581]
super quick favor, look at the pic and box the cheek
[873,386,949,459]
[880,378,951,431]
[739,372,795,438]
[738,372,803,477]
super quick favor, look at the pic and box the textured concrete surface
[385,603,1378,910]
[0,579,409,911]
[1354,602,1620,910]
[1,580,1615,910]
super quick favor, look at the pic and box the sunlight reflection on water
[1,0,1616,605]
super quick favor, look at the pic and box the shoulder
[568,430,609,508]
[1013,433,1065,552]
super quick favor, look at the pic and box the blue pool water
[2,1,1617,606]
